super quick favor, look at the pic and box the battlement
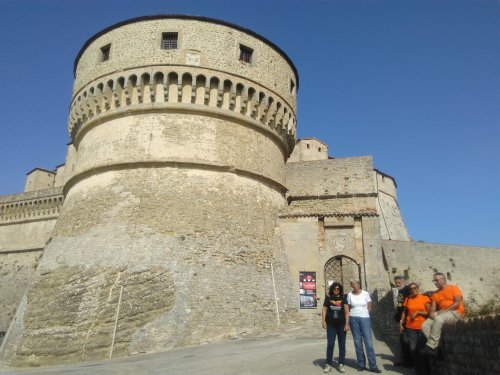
[68,67,296,151]
[0,188,64,225]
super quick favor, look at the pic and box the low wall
[429,314,499,375]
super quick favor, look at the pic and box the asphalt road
[0,323,414,375]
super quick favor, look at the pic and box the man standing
[393,275,410,366]
[420,272,464,356]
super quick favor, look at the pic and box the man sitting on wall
[420,272,464,356]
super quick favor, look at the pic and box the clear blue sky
[0,0,498,247]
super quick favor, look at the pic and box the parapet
[69,15,298,153]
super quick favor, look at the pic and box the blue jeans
[350,316,378,370]
[326,323,346,365]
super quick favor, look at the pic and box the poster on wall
[299,271,317,309]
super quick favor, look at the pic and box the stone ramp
[0,319,413,375]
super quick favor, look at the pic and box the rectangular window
[290,79,295,93]
[162,32,178,49]
[100,44,111,62]
[239,45,253,63]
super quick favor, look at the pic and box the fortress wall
[287,138,328,162]
[72,112,286,186]
[285,156,375,197]
[382,240,500,309]
[11,168,295,366]
[0,188,63,251]
[0,189,63,341]
[24,170,55,192]
[73,17,297,108]
[53,165,66,188]
[375,172,410,241]
[3,16,298,366]
[0,250,42,334]
[0,220,56,252]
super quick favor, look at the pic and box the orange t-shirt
[403,294,431,330]
[431,285,464,315]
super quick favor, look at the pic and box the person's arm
[344,303,350,331]
[428,300,437,319]
[322,305,327,329]
[367,301,372,313]
[399,308,406,333]
[437,296,463,315]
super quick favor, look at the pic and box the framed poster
[299,271,317,309]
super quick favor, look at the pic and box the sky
[0,0,498,248]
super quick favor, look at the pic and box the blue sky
[0,0,498,247]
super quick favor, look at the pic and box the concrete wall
[382,240,500,310]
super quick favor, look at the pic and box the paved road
[0,323,414,375]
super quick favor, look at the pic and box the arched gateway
[324,255,361,290]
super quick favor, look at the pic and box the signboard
[299,271,317,309]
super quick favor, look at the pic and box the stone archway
[324,255,361,291]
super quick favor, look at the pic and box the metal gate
[324,256,361,291]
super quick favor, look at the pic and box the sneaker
[369,369,382,373]
[338,364,346,373]
[357,367,365,371]
[324,364,332,373]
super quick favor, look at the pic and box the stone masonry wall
[285,156,375,197]
[73,17,297,108]
[428,315,499,375]
[0,250,43,334]
[8,168,296,366]
[382,240,500,310]
[375,172,410,241]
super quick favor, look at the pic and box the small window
[306,143,310,149]
[239,44,253,63]
[100,44,111,62]
[318,147,322,152]
[162,32,178,49]
[290,79,295,93]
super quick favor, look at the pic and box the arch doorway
[324,256,361,291]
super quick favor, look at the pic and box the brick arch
[324,255,361,292]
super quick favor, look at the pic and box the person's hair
[433,272,446,281]
[328,282,343,296]
[394,275,406,281]
[350,280,360,287]
[408,282,419,289]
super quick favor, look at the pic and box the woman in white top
[347,280,382,373]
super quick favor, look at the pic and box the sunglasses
[409,286,418,290]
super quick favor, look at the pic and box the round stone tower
[11,16,298,365]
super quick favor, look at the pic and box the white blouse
[347,290,371,318]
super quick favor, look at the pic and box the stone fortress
[0,15,498,367]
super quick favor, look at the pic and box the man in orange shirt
[420,272,464,356]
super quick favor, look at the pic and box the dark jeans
[350,316,378,370]
[402,328,428,375]
[326,323,346,365]
[399,329,412,366]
